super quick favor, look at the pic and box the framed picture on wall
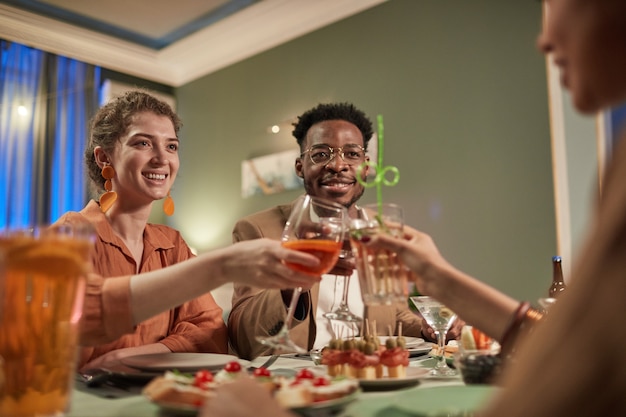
[241,150,302,198]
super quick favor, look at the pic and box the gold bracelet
[500,301,543,353]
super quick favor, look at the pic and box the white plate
[377,336,424,348]
[121,353,249,373]
[311,365,429,391]
[407,344,433,357]
[290,390,360,416]
[150,389,360,417]
[85,363,162,383]
[357,366,429,391]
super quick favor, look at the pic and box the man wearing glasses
[228,103,449,360]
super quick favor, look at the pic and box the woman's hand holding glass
[358,224,451,298]
[218,238,323,290]
[350,203,409,306]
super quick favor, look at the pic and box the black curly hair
[292,102,373,151]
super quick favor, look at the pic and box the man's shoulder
[233,202,293,241]
[240,204,290,222]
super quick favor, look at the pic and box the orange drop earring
[163,190,175,216]
[99,165,117,213]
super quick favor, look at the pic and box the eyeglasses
[301,144,366,165]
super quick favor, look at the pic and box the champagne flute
[411,295,458,377]
[257,194,347,353]
[323,243,361,323]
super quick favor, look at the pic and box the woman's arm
[80,238,321,346]
[129,238,320,325]
[361,227,519,342]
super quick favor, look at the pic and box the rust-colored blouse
[56,200,228,368]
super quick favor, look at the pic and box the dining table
[68,353,496,417]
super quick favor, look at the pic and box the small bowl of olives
[454,349,502,385]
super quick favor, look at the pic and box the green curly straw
[356,114,400,216]
[355,115,402,298]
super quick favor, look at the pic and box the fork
[80,368,114,388]
[248,354,280,371]
[79,369,134,391]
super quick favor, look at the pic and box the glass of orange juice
[0,224,93,417]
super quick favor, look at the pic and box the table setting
[67,350,499,417]
[67,115,497,417]
[5,116,498,417]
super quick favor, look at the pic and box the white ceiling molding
[0,0,387,87]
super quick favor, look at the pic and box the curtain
[0,40,100,228]
[609,103,626,147]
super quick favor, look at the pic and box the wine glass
[323,244,361,323]
[410,295,458,377]
[257,194,347,354]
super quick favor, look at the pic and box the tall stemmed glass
[410,296,458,377]
[323,243,361,323]
[258,194,347,353]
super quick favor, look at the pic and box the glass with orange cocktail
[0,225,93,417]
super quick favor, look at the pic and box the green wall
[172,0,555,302]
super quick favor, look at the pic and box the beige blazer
[227,199,422,360]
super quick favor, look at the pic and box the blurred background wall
[167,0,555,302]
